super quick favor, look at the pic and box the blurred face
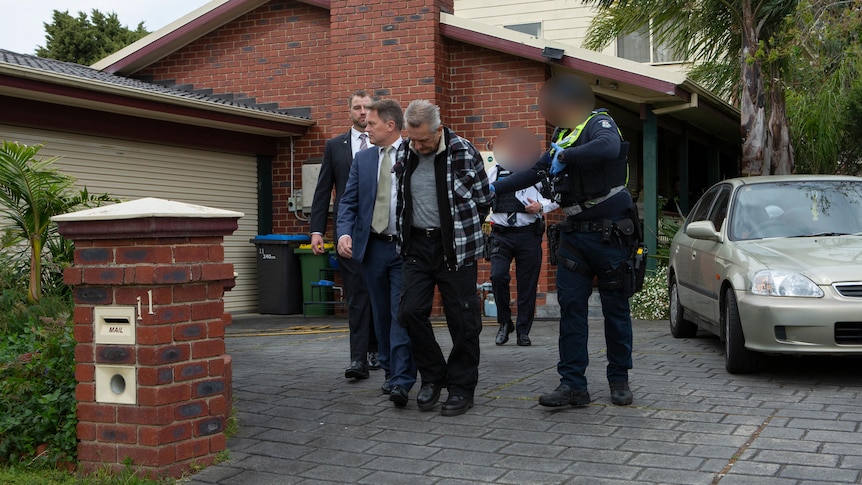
[492,126,541,171]
[366,109,398,147]
[407,122,443,155]
[349,95,372,130]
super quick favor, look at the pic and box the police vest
[492,168,528,213]
[550,110,629,207]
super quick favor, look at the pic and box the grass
[0,463,172,485]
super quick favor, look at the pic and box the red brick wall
[135,0,560,312]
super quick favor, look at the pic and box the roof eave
[93,0,270,75]
[0,63,313,136]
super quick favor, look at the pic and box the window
[685,185,720,228]
[708,186,731,231]
[504,22,542,38]
[617,24,685,64]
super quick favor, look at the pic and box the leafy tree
[0,141,114,303]
[582,0,798,175]
[35,9,148,65]
[781,1,862,175]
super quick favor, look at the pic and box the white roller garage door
[1,125,258,313]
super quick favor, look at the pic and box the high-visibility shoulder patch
[600,120,612,128]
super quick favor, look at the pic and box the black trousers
[337,253,376,363]
[400,233,482,398]
[490,229,543,336]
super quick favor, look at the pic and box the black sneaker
[610,381,633,406]
[538,384,591,407]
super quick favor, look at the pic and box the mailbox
[94,306,136,345]
[95,364,136,404]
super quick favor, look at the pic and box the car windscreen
[730,180,862,241]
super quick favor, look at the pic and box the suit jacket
[310,131,355,236]
[337,145,390,264]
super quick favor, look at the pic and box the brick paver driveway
[189,316,862,484]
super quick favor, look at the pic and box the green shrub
[0,301,76,466]
[630,265,670,321]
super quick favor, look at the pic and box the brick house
[5,0,740,312]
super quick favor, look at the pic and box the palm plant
[582,0,798,176]
[0,141,114,302]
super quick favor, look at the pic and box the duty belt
[562,220,605,233]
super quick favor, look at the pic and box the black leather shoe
[344,360,369,379]
[516,333,531,346]
[381,375,392,394]
[367,352,380,370]
[389,385,408,407]
[495,322,514,345]
[610,381,633,406]
[538,384,590,407]
[441,395,473,416]
[416,382,442,411]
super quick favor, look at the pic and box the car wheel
[723,288,759,374]
[669,278,697,338]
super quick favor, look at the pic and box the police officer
[487,128,559,347]
[492,74,639,407]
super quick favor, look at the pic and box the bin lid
[295,242,333,253]
[251,234,311,244]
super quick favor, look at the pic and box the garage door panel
[1,125,259,313]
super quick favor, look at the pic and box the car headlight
[750,270,824,297]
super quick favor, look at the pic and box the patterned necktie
[358,133,368,151]
[372,146,393,234]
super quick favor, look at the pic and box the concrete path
[188,315,862,484]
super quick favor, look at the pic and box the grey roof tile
[0,49,310,120]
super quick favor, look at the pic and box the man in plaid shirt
[395,99,492,416]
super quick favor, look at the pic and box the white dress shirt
[487,164,558,227]
[351,127,368,157]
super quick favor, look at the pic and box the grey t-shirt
[411,151,441,229]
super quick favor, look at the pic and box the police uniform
[492,109,640,407]
[487,165,558,346]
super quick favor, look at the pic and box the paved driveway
[188,316,862,484]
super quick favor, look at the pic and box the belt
[371,233,397,243]
[411,226,441,238]
[492,220,541,234]
[563,219,605,233]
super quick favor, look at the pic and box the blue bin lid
[251,234,311,242]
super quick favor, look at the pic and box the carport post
[678,123,690,214]
[642,105,658,271]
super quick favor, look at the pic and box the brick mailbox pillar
[54,197,242,478]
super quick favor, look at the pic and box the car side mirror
[686,220,722,242]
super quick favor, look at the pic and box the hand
[337,236,353,259]
[525,198,542,214]
[311,234,326,255]
[550,142,565,154]
[550,157,566,176]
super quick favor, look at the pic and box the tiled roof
[0,49,310,120]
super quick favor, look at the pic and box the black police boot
[610,381,633,406]
[538,384,590,407]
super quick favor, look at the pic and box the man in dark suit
[336,99,415,406]
[310,90,377,380]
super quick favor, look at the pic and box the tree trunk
[28,237,41,303]
[767,64,795,174]
[739,0,769,175]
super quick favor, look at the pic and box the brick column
[54,198,241,479]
